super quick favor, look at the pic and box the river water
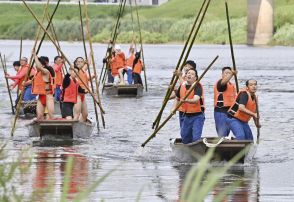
[0,40,294,201]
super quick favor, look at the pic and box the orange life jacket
[228,89,256,122]
[77,69,89,90]
[17,64,29,90]
[178,83,205,113]
[115,52,126,69]
[32,71,54,95]
[214,80,236,107]
[53,64,63,86]
[62,78,79,103]
[133,60,143,74]
[110,57,119,76]
[126,54,135,67]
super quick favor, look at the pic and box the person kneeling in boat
[226,79,261,140]
[132,51,143,85]
[31,51,55,120]
[214,67,237,137]
[114,45,126,85]
[172,68,205,144]
[61,67,86,120]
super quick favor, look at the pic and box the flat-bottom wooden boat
[103,84,143,97]
[27,118,94,140]
[170,137,255,163]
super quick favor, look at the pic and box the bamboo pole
[21,0,105,113]
[0,54,15,114]
[19,36,23,61]
[153,0,211,130]
[78,1,100,131]
[141,56,219,147]
[134,0,147,91]
[255,95,260,144]
[83,0,106,129]
[225,2,239,92]
[11,0,60,136]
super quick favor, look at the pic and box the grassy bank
[0,0,293,45]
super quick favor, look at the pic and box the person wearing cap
[31,51,55,120]
[214,67,237,137]
[171,68,205,144]
[226,79,261,140]
[113,44,126,85]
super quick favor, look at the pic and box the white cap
[115,44,121,50]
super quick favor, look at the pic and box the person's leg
[192,114,205,142]
[179,112,184,128]
[226,117,246,140]
[137,73,143,85]
[46,94,55,119]
[107,69,114,83]
[127,68,133,84]
[54,86,62,102]
[36,98,45,120]
[81,96,88,122]
[118,68,125,84]
[133,73,138,84]
[113,75,120,85]
[243,123,254,140]
[214,111,230,137]
[180,116,193,144]
[73,95,82,121]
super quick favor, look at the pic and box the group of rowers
[104,44,143,85]
[6,51,91,121]
[170,60,261,144]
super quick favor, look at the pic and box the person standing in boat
[124,44,136,85]
[226,79,260,140]
[114,45,126,85]
[132,51,143,85]
[172,68,205,144]
[214,67,237,137]
[53,56,64,102]
[74,57,89,122]
[61,67,86,120]
[31,51,55,120]
[6,59,37,102]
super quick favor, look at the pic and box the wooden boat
[170,137,255,163]
[103,84,143,97]
[27,118,94,140]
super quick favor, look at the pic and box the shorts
[61,102,74,118]
[39,95,46,106]
[79,94,85,102]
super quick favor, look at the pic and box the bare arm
[171,97,180,113]
[238,104,257,118]
[220,70,237,86]
[181,95,200,104]
[32,51,49,75]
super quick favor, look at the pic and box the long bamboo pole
[83,0,106,129]
[153,0,211,130]
[79,1,100,132]
[141,56,219,147]
[19,36,23,61]
[134,0,147,91]
[225,2,239,92]
[0,54,15,114]
[21,0,105,113]
[255,95,260,144]
[11,0,60,136]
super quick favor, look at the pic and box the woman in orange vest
[132,51,143,85]
[214,67,237,137]
[61,67,85,120]
[74,57,89,122]
[172,69,205,144]
[32,51,55,120]
[53,56,64,102]
[114,45,126,85]
[226,79,260,140]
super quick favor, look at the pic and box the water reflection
[31,149,89,201]
[173,163,259,202]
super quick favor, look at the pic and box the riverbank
[0,0,293,45]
